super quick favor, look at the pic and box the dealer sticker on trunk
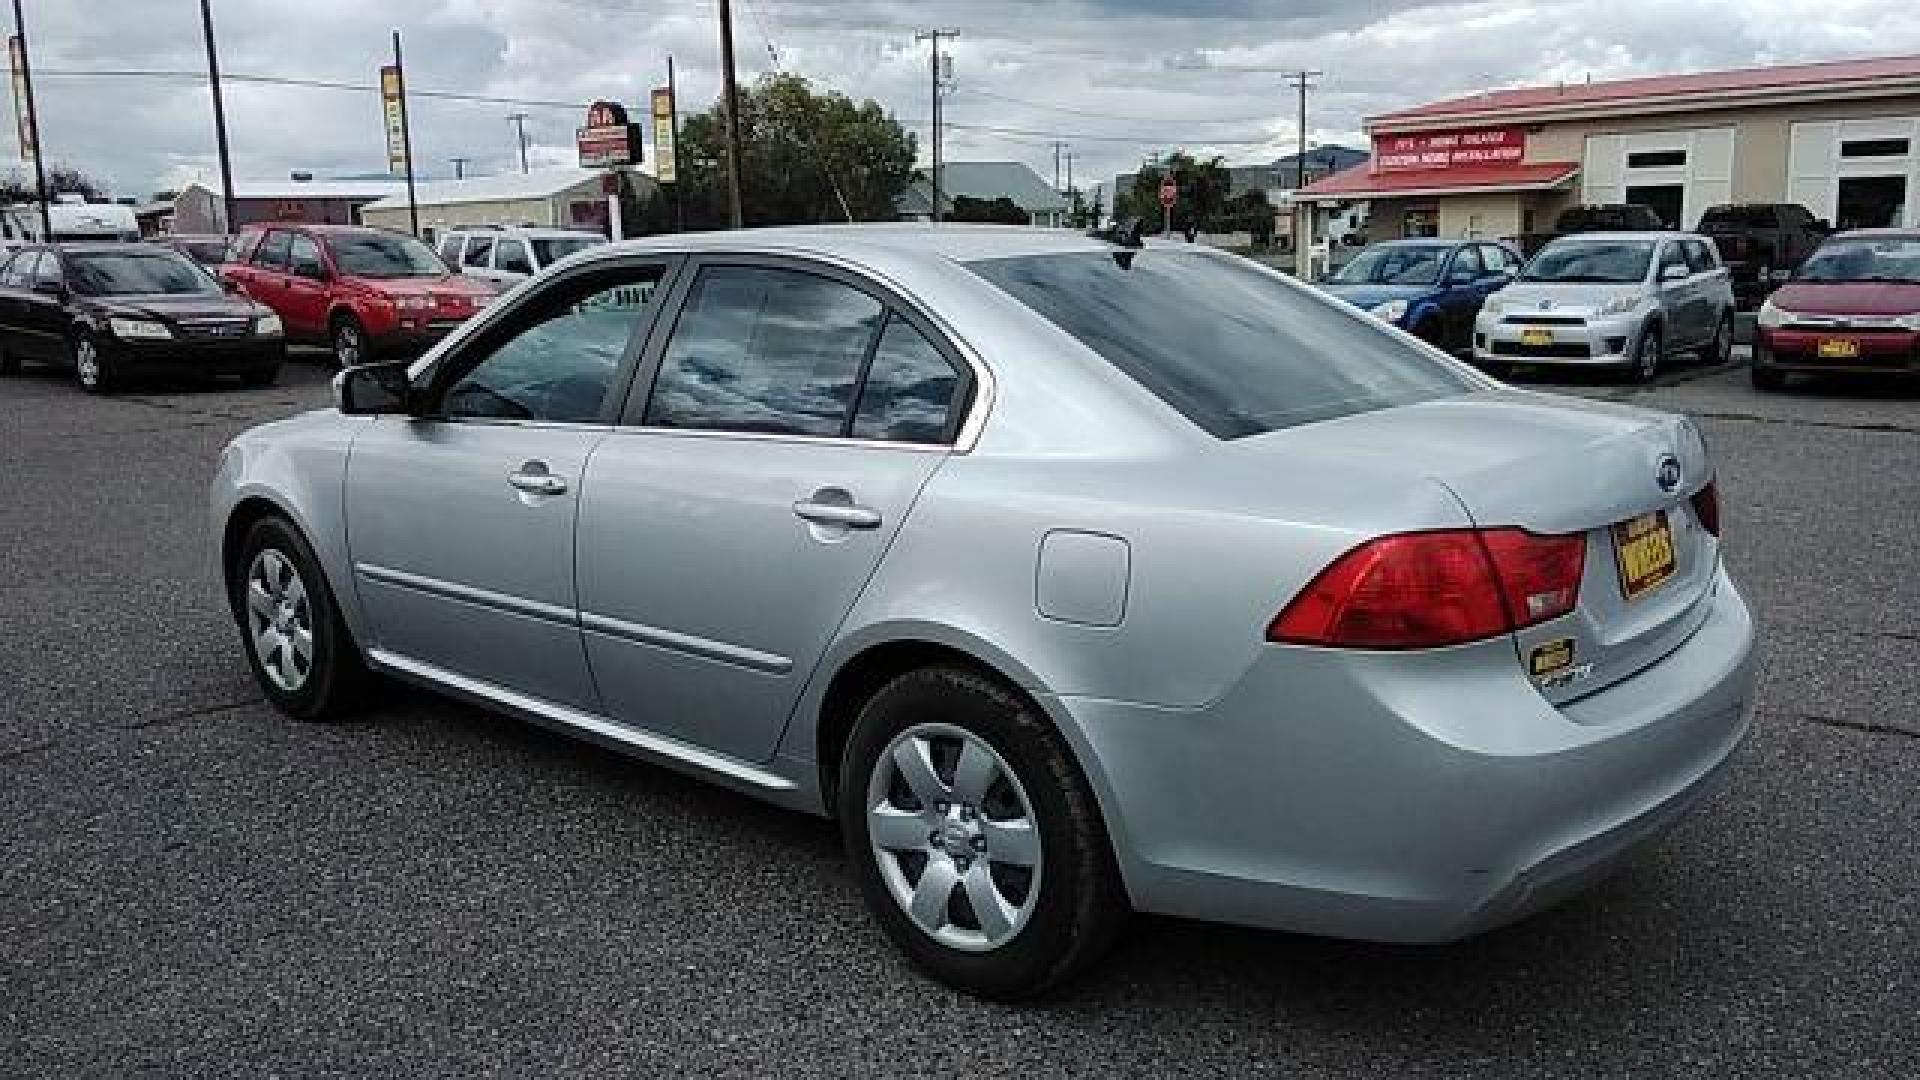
[1528,637,1592,690]
[1612,510,1677,602]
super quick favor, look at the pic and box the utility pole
[1283,69,1322,270]
[667,54,684,232]
[9,0,52,241]
[449,157,470,180]
[914,29,956,223]
[717,0,744,228]
[506,112,530,174]
[392,30,418,237]
[1065,151,1076,226]
[197,0,236,234]
[1051,140,1066,191]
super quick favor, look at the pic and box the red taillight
[1268,528,1586,650]
[1691,481,1720,537]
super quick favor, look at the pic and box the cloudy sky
[10,0,1920,203]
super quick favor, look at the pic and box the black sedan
[0,242,285,393]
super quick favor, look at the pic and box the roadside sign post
[1159,180,1176,238]
[382,32,418,238]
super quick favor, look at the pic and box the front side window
[463,235,495,269]
[495,239,533,275]
[970,250,1476,440]
[438,265,666,423]
[67,250,218,296]
[1445,245,1483,283]
[287,234,326,279]
[643,266,884,437]
[1522,241,1655,284]
[851,315,964,443]
[331,231,447,278]
[252,230,291,271]
[438,235,464,265]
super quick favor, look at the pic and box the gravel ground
[2,348,1915,1077]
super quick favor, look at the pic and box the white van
[2,201,142,246]
[436,227,606,286]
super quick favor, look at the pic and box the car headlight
[255,312,283,336]
[1481,295,1507,316]
[1756,299,1791,329]
[107,317,171,340]
[1369,299,1409,323]
[389,294,433,310]
[1594,293,1645,318]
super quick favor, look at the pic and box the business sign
[650,87,676,184]
[577,100,641,169]
[379,65,407,174]
[1159,180,1177,208]
[1374,127,1524,171]
[9,37,33,161]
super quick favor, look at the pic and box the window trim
[410,252,687,428]
[616,252,977,449]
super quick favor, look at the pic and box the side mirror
[333,360,415,415]
[1660,264,1690,283]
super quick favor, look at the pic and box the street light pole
[197,0,236,234]
[9,0,52,241]
[914,29,957,223]
[391,30,418,237]
[717,0,745,228]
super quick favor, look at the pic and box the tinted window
[439,235,464,265]
[1522,241,1654,283]
[463,235,494,269]
[67,250,218,296]
[644,266,883,437]
[440,266,665,423]
[851,316,963,443]
[252,230,291,271]
[970,251,1476,440]
[495,239,533,275]
[287,234,326,279]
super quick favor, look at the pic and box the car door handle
[793,498,881,529]
[508,463,568,496]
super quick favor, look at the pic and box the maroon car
[1752,229,1920,391]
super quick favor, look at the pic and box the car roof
[46,242,168,254]
[241,222,390,235]
[1543,231,1685,242]
[446,226,600,238]
[595,223,1124,265]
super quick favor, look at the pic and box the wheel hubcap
[337,328,360,366]
[244,548,313,692]
[867,723,1042,952]
[76,341,98,385]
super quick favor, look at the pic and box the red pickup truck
[222,224,494,367]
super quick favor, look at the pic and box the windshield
[531,236,602,266]
[1522,241,1654,284]
[1331,245,1448,286]
[66,250,220,296]
[969,250,1477,439]
[329,232,447,278]
[1794,238,1920,283]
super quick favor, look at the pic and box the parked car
[162,233,237,269]
[0,242,283,392]
[222,223,494,367]
[438,226,606,287]
[212,226,1754,998]
[1696,203,1829,308]
[1515,203,1668,258]
[1319,238,1519,352]
[1,200,143,248]
[1475,231,1736,382]
[1751,229,1920,391]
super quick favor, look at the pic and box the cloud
[7,0,1920,205]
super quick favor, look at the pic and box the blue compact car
[1320,239,1521,354]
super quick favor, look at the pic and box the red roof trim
[1296,161,1579,200]
[1377,53,1920,124]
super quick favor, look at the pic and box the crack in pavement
[1686,410,1919,435]
[1800,713,1920,741]
[0,740,57,764]
[124,698,259,731]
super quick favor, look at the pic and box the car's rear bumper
[1051,565,1756,942]
[103,336,285,374]
[1756,328,1920,374]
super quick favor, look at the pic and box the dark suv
[1697,203,1829,308]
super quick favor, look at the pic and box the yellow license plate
[1817,338,1860,359]
[1612,511,1676,601]
[1521,328,1555,347]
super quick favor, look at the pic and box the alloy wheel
[1635,330,1661,382]
[334,324,363,368]
[866,722,1043,953]
[244,548,314,692]
[75,338,101,388]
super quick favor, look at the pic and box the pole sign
[577,100,641,169]
[650,87,676,184]
[1373,127,1524,171]
[1159,180,1177,209]
[9,36,33,161]
[380,65,407,174]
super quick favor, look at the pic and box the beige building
[1297,54,1920,270]
[359,166,653,239]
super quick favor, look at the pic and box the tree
[949,195,1028,225]
[1114,152,1231,236]
[1,163,109,204]
[661,73,916,232]
[1223,188,1277,247]
[1064,187,1103,230]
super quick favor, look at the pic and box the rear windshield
[1521,241,1654,284]
[968,250,1476,439]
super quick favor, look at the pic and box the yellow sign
[651,87,676,184]
[1612,511,1676,601]
[380,64,407,174]
[9,37,33,161]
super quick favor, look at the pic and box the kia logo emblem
[1656,455,1682,492]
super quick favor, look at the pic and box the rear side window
[439,235,464,265]
[495,239,533,275]
[969,251,1476,439]
[643,265,883,437]
[851,315,963,443]
[463,235,494,269]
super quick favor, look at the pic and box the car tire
[1751,366,1789,392]
[228,515,369,721]
[1629,324,1662,384]
[0,344,19,375]
[72,331,114,394]
[1708,312,1735,366]
[331,315,368,369]
[839,665,1128,1000]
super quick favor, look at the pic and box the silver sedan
[210,225,1756,998]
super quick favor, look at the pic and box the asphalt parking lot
[3,349,1916,1077]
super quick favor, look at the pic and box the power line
[954,86,1275,126]
[34,67,590,110]
[945,121,1273,146]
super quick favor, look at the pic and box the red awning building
[1295,54,1920,256]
